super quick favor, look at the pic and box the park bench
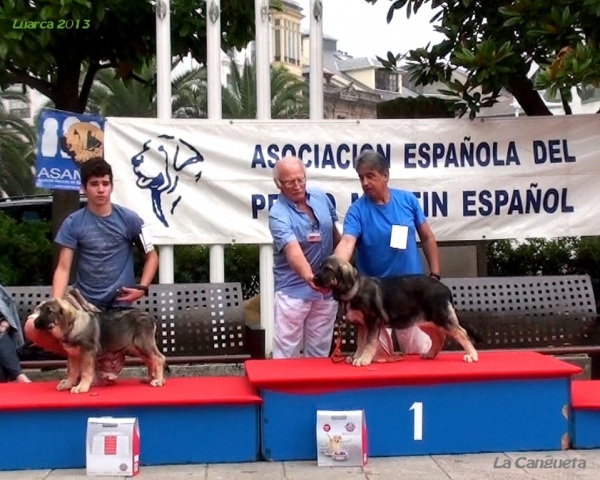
[333,274,600,377]
[5,282,265,369]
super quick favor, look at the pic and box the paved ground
[2,450,600,479]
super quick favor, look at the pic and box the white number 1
[409,402,423,441]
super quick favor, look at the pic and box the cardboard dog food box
[316,410,367,466]
[86,417,140,476]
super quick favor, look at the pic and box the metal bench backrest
[4,283,247,358]
[6,286,52,320]
[139,283,246,357]
[440,275,600,350]
[442,275,596,315]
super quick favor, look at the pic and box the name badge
[390,225,408,250]
[308,232,322,243]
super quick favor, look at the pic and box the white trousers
[273,291,338,359]
[395,325,432,354]
[374,326,433,359]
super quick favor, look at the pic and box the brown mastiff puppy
[29,290,166,393]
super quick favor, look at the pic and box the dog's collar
[339,280,360,302]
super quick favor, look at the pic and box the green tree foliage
[0,212,53,286]
[174,244,260,298]
[222,57,309,119]
[0,0,262,260]
[376,95,456,118]
[487,237,600,278]
[0,0,257,111]
[86,59,207,118]
[0,90,36,196]
[366,0,600,118]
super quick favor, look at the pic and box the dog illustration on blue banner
[130,134,204,228]
[36,109,105,191]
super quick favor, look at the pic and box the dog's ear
[54,299,74,331]
[52,300,64,318]
[337,261,357,290]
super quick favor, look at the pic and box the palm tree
[86,55,308,121]
[0,90,37,197]
[222,57,308,119]
[86,67,157,118]
[86,59,207,118]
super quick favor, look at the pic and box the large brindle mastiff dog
[29,290,167,394]
[313,255,479,367]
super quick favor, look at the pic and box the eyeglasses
[279,177,306,188]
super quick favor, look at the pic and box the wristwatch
[429,273,441,280]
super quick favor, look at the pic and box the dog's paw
[70,383,91,394]
[150,378,165,387]
[352,351,365,361]
[56,379,74,391]
[352,354,373,367]
[463,353,478,363]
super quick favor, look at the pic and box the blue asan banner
[35,109,105,191]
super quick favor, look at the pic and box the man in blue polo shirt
[334,150,446,358]
[268,156,340,358]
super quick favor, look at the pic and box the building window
[10,107,31,119]
[8,99,30,119]
[273,15,301,66]
[375,70,398,92]
[274,29,281,61]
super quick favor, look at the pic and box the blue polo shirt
[343,189,427,278]
[269,187,337,300]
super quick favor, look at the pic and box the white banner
[103,115,600,245]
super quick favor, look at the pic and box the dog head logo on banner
[130,134,204,228]
[62,122,104,162]
[36,109,105,191]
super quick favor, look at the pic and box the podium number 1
[410,402,423,441]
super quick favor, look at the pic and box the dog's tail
[462,322,484,345]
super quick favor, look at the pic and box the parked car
[0,194,86,222]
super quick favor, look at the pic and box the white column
[255,0,271,119]
[156,0,175,284]
[206,0,222,119]
[309,0,324,120]
[206,0,225,282]
[255,0,275,356]
[259,244,275,357]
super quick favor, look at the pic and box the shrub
[0,211,53,286]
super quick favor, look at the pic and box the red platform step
[571,380,600,449]
[0,376,263,470]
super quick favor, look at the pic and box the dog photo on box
[316,410,367,467]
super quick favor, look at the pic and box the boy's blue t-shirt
[343,189,427,278]
[55,204,144,308]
